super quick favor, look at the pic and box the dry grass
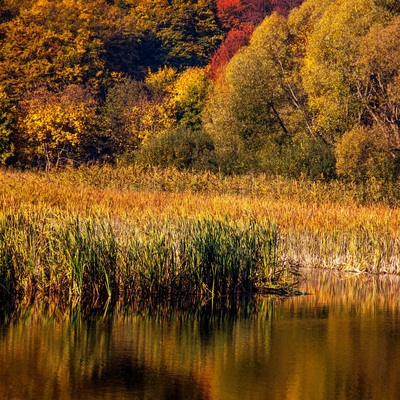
[1,164,399,305]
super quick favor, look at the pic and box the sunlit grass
[0,207,282,305]
[0,165,399,305]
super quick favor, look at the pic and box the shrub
[135,127,217,171]
[335,124,396,184]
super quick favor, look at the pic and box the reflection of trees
[2,272,400,399]
[290,268,400,315]
[0,298,275,399]
[268,269,400,400]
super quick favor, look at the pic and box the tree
[287,0,336,57]
[0,0,141,100]
[211,0,271,78]
[128,100,175,149]
[127,0,223,71]
[220,13,299,142]
[204,13,298,173]
[357,15,400,145]
[204,8,336,177]
[270,0,304,16]
[135,126,216,171]
[101,78,151,161]
[168,67,211,129]
[144,66,178,100]
[216,0,270,30]
[301,0,390,143]
[19,85,99,170]
[100,68,181,163]
[208,26,253,80]
[335,124,396,184]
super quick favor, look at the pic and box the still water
[1,268,400,400]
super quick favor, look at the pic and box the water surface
[1,268,400,399]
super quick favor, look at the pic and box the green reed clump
[0,211,285,305]
[115,218,281,300]
[120,218,280,300]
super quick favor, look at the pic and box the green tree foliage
[222,13,295,142]
[127,0,223,71]
[204,14,290,172]
[205,12,328,176]
[203,78,248,173]
[135,126,216,171]
[298,0,400,183]
[301,0,390,142]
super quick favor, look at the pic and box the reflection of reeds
[0,210,282,304]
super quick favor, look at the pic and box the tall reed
[1,165,399,287]
[0,209,284,305]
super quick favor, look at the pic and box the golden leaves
[20,85,98,169]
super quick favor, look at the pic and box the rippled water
[1,268,400,399]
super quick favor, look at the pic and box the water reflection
[1,269,400,399]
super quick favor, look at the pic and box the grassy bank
[1,166,399,304]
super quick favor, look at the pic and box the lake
[1,268,400,399]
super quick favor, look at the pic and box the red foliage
[240,0,271,25]
[211,0,304,80]
[216,0,270,30]
[270,0,304,17]
[216,0,243,30]
[216,0,304,29]
[208,24,254,81]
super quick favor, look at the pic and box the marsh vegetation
[1,166,399,306]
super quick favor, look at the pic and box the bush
[255,133,336,180]
[283,133,336,180]
[335,124,396,184]
[135,127,217,171]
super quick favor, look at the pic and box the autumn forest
[2,3,400,397]
[0,0,400,188]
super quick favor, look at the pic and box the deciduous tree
[0,0,141,99]
[19,85,99,170]
[127,0,222,71]
[335,124,396,183]
[357,15,400,144]
[208,25,253,80]
[168,67,211,129]
[301,0,389,143]
[204,13,298,172]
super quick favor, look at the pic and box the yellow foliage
[0,0,123,98]
[145,66,177,94]
[301,0,390,140]
[167,67,210,128]
[335,125,393,182]
[130,102,174,146]
[20,85,98,169]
